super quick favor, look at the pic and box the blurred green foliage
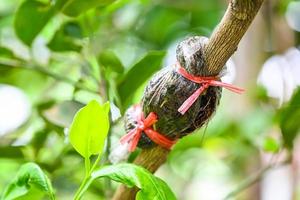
[0,0,300,199]
[279,87,300,149]
[2,162,55,200]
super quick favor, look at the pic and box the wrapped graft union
[123,36,224,149]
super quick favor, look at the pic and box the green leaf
[2,162,55,200]
[0,47,14,58]
[69,100,110,158]
[62,0,116,17]
[263,137,280,153]
[280,87,300,149]
[63,21,83,38]
[117,50,166,105]
[90,164,176,200]
[47,22,82,52]
[98,50,124,73]
[14,0,55,46]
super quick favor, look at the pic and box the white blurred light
[109,143,130,164]
[261,165,293,200]
[113,3,140,30]
[257,56,293,104]
[286,2,300,32]
[221,58,236,84]
[284,47,300,85]
[184,179,230,200]
[0,28,30,60]
[257,48,300,105]
[164,38,180,67]
[0,85,31,136]
[32,37,51,65]
[110,102,121,122]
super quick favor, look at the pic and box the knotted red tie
[176,63,245,115]
[120,105,176,152]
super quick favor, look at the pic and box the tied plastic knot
[120,105,176,152]
[176,63,245,115]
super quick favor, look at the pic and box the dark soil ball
[124,36,222,149]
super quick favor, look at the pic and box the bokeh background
[0,0,300,199]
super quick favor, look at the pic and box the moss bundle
[124,36,222,148]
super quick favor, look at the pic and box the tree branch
[113,0,265,199]
[204,0,264,75]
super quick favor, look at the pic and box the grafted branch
[113,0,265,199]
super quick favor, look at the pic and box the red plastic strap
[120,105,176,152]
[176,63,245,115]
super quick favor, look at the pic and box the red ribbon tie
[120,105,176,152]
[176,63,245,115]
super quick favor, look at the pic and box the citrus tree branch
[113,0,265,199]
[204,0,265,75]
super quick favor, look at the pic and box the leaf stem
[73,153,102,200]
[90,152,102,172]
[85,157,91,177]
[74,175,90,200]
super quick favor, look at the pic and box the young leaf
[2,162,55,200]
[47,22,82,52]
[14,0,55,46]
[280,87,300,149]
[69,100,110,158]
[62,0,116,17]
[117,50,166,105]
[98,50,124,73]
[90,164,176,200]
[263,137,280,153]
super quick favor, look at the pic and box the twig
[224,159,290,200]
[0,58,98,94]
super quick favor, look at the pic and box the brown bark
[205,0,265,75]
[113,0,265,199]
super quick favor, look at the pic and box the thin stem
[73,175,90,200]
[73,153,102,200]
[85,157,91,177]
[90,152,102,172]
[0,58,98,94]
[224,159,290,200]
[102,129,114,198]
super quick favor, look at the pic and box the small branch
[224,159,290,200]
[0,58,98,94]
